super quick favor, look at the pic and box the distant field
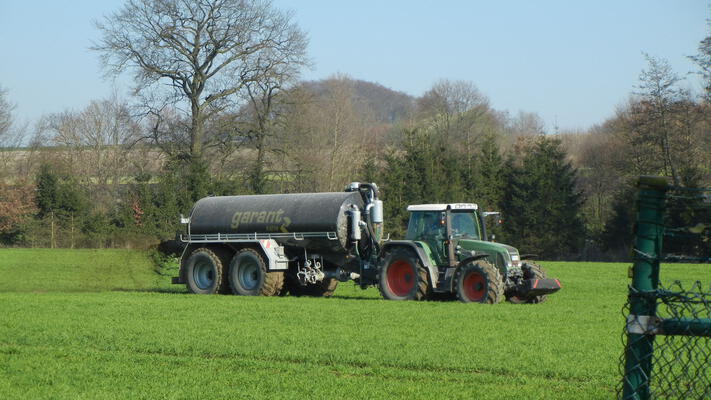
[0,248,708,399]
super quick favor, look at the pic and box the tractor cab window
[451,211,480,239]
[406,211,445,240]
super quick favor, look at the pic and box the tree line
[0,0,709,260]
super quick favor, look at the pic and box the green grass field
[0,249,708,399]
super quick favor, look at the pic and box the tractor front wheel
[455,261,504,304]
[378,248,430,301]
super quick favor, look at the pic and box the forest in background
[0,0,709,261]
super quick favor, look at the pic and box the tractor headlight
[510,253,521,267]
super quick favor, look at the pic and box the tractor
[377,203,561,303]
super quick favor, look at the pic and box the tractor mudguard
[380,241,438,288]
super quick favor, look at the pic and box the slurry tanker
[172,182,561,303]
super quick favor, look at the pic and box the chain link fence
[618,177,710,400]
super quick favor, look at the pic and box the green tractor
[377,203,561,303]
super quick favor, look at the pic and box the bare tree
[0,86,13,139]
[0,183,37,234]
[34,98,140,211]
[416,80,491,144]
[0,86,32,183]
[417,79,488,117]
[416,80,495,182]
[690,18,711,98]
[277,76,375,192]
[633,54,683,185]
[240,55,304,193]
[93,0,309,160]
[505,111,546,137]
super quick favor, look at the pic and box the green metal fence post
[622,176,668,400]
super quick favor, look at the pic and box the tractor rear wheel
[507,262,549,304]
[229,248,284,296]
[378,248,430,301]
[185,247,227,295]
[455,261,504,304]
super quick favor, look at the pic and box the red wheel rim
[463,271,486,302]
[387,260,415,297]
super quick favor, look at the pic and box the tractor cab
[405,203,488,267]
[405,203,513,268]
[406,203,484,239]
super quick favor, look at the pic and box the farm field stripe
[0,341,607,387]
[0,344,616,397]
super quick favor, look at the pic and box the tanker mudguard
[380,240,438,288]
[257,239,289,271]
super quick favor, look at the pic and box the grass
[0,248,708,399]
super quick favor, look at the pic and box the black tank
[189,191,364,254]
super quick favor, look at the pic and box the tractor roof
[407,203,478,212]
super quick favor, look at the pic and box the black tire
[185,247,227,295]
[378,247,431,301]
[507,261,549,304]
[228,248,284,296]
[454,261,504,304]
[287,276,339,297]
[212,246,235,294]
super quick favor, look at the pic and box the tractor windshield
[451,211,480,239]
[406,211,445,240]
[406,210,481,241]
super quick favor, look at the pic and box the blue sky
[0,1,707,132]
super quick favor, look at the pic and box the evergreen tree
[35,164,60,218]
[381,150,409,238]
[35,164,86,218]
[599,184,637,258]
[501,137,585,258]
[380,127,468,237]
[470,133,505,211]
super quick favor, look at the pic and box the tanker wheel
[287,276,339,297]
[378,248,430,301]
[455,261,504,304]
[184,247,227,295]
[507,261,549,304]
[211,246,235,294]
[228,248,284,296]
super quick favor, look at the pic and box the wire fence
[618,177,710,400]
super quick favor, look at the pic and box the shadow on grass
[329,294,382,301]
[114,289,384,300]
[111,287,191,295]
[330,292,459,302]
